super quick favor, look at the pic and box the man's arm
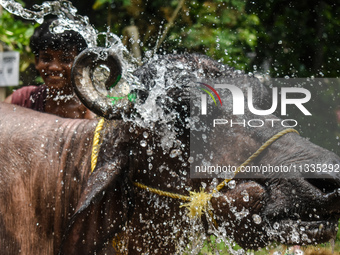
[3,94,12,103]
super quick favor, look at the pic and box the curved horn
[71,47,132,119]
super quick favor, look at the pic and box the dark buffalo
[0,51,339,254]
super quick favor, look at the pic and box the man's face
[35,47,78,91]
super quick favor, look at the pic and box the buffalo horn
[71,47,131,119]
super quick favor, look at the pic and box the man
[4,17,95,119]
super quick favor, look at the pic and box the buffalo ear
[58,163,131,255]
[71,47,133,119]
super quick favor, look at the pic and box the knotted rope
[91,118,299,219]
[134,128,299,219]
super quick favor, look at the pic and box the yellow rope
[90,120,298,251]
[91,119,299,220]
[91,117,105,173]
[133,128,299,219]
[133,181,191,201]
[214,128,299,192]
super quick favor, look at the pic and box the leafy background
[1,0,340,253]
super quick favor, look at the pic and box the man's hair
[30,17,88,56]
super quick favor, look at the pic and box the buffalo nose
[304,157,340,194]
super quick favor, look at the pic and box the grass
[196,221,340,255]
[198,239,340,255]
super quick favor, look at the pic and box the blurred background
[1,0,340,154]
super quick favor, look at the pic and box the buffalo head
[71,47,340,253]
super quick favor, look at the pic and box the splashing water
[3,1,336,255]
[0,0,97,47]
[1,0,191,156]
[0,2,246,253]
[0,0,189,144]
[1,0,147,112]
[0,0,205,252]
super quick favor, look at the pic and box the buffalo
[0,49,339,254]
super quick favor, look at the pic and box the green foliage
[159,0,260,70]
[248,1,340,78]
[0,9,37,72]
[0,10,33,52]
[93,0,131,10]
[92,0,111,10]
[0,9,39,87]
[195,229,340,254]
[197,235,243,254]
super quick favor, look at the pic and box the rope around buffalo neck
[91,118,299,219]
[91,117,105,173]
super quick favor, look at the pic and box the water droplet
[301,233,308,241]
[146,149,153,155]
[241,190,249,202]
[143,131,149,138]
[188,157,194,163]
[252,214,262,224]
[290,232,300,243]
[140,140,147,147]
[227,180,236,189]
[170,149,179,158]
[273,222,280,230]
